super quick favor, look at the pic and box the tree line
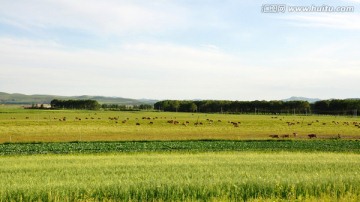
[312,99,360,115]
[154,100,311,114]
[154,99,360,115]
[50,99,101,110]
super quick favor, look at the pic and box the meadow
[0,152,360,201]
[1,106,360,201]
[0,107,360,143]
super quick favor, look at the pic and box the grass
[0,140,359,155]
[1,152,360,201]
[0,108,360,143]
[1,107,360,201]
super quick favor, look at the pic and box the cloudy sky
[0,0,359,100]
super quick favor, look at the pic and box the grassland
[1,152,360,201]
[0,107,360,143]
[1,106,360,201]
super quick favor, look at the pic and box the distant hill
[0,92,157,105]
[282,96,321,103]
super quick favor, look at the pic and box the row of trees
[154,100,311,114]
[154,99,360,115]
[50,99,101,110]
[49,98,360,115]
[312,99,360,115]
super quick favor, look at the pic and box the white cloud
[1,1,360,100]
[0,37,251,99]
[1,36,359,100]
[0,0,190,36]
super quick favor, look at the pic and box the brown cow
[308,134,317,139]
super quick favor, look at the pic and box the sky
[0,0,359,100]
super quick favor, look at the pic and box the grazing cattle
[25,117,29,119]
[136,123,140,126]
[269,135,279,138]
[293,133,297,137]
[281,134,290,138]
[232,123,239,127]
[308,134,317,139]
[218,120,222,122]
[167,120,174,124]
[149,122,153,125]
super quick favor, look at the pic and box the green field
[0,108,359,143]
[1,107,360,201]
[0,140,359,155]
[0,152,359,201]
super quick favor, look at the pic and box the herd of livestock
[9,114,360,139]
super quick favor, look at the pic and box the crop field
[1,106,360,201]
[0,107,360,143]
[1,152,360,201]
[0,140,359,155]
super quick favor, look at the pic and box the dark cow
[308,134,317,139]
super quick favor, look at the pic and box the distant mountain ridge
[282,96,321,103]
[0,92,157,105]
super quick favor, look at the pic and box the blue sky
[0,0,359,100]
